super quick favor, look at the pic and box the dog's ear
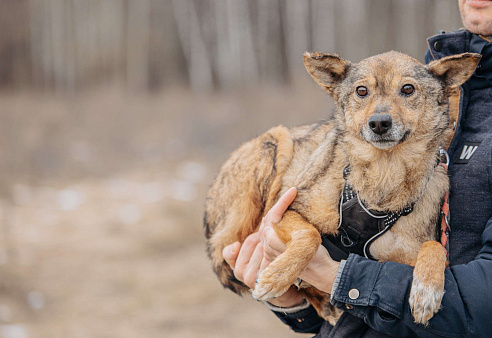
[427,53,481,89]
[304,52,350,95]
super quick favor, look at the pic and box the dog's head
[304,51,480,150]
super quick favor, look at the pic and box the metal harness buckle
[439,146,450,166]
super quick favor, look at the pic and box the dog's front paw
[251,268,292,301]
[409,241,446,325]
[409,275,444,325]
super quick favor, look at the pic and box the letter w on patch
[455,142,481,164]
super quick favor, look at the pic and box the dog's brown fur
[204,51,480,325]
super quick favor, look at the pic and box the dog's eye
[401,84,415,96]
[356,86,368,97]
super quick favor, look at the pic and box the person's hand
[223,187,341,307]
[223,233,304,307]
[261,221,340,294]
[223,187,304,307]
[300,243,340,294]
[259,188,340,294]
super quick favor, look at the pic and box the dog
[204,51,480,325]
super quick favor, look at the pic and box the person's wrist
[267,286,304,308]
[301,255,340,293]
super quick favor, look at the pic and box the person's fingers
[243,242,263,288]
[262,226,287,261]
[248,242,263,271]
[234,233,261,281]
[259,188,296,247]
[259,217,268,243]
[260,256,271,271]
[227,188,297,285]
[259,225,286,267]
[223,242,241,269]
[265,187,297,224]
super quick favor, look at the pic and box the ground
[0,83,331,337]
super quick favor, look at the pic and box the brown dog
[204,51,480,325]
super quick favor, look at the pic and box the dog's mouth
[361,127,410,150]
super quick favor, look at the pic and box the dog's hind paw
[409,275,444,326]
[251,268,292,301]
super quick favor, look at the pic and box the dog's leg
[409,240,447,325]
[252,211,321,301]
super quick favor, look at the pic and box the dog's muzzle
[362,115,408,149]
[368,114,392,135]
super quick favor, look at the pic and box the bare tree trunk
[237,0,259,85]
[127,0,150,90]
[41,0,54,90]
[189,0,213,91]
[257,0,285,84]
[64,0,76,93]
[172,0,213,92]
[212,0,229,88]
[224,0,243,87]
[72,0,91,89]
[28,0,43,88]
[49,0,66,93]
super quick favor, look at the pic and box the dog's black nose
[368,114,392,135]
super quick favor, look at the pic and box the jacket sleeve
[330,217,492,337]
[266,300,325,333]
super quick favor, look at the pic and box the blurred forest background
[0,1,462,337]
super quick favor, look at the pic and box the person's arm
[328,218,492,337]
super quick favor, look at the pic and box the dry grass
[0,82,333,337]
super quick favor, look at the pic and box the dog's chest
[286,165,443,265]
[368,224,427,264]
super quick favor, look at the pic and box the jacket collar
[426,29,471,61]
[426,29,492,90]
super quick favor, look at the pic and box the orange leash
[439,162,450,258]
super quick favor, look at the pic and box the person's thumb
[223,242,241,269]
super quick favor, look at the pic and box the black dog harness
[321,167,414,261]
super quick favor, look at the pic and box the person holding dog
[223,0,492,336]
